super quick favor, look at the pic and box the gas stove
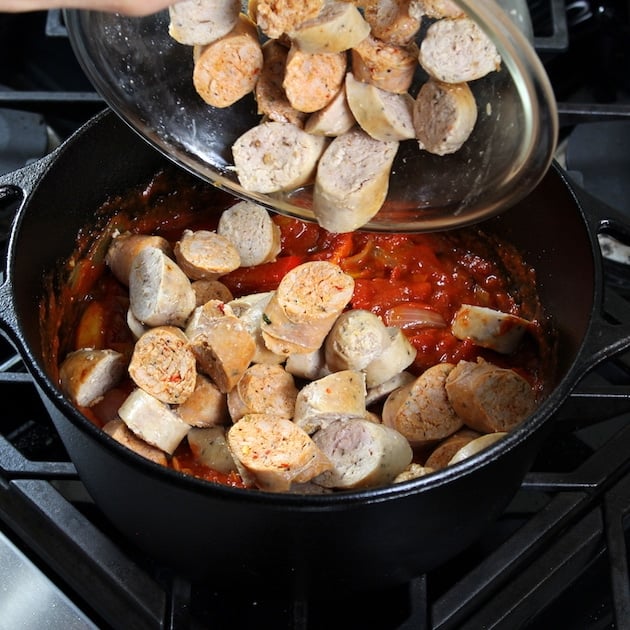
[1,6,630,629]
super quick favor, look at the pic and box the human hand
[0,0,174,16]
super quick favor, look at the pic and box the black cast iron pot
[1,110,629,596]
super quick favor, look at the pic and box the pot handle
[0,153,57,339]
[566,172,630,371]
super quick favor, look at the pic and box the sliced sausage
[128,246,196,328]
[227,363,298,422]
[261,261,355,355]
[413,78,477,155]
[168,0,241,46]
[313,127,399,233]
[255,0,324,39]
[103,418,169,466]
[289,0,370,53]
[105,231,172,286]
[312,418,413,489]
[192,13,264,108]
[447,432,507,465]
[191,279,234,306]
[232,120,328,193]
[450,304,530,354]
[324,308,390,372]
[255,39,308,127]
[364,326,417,388]
[174,229,241,281]
[283,44,347,113]
[423,427,481,469]
[418,16,501,83]
[217,201,281,267]
[364,0,422,46]
[285,347,330,380]
[227,413,333,492]
[409,0,464,19]
[175,373,230,427]
[118,387,191,455]
[185,299,256,392]
[345,71,416,141]
[59,348,127,408]
[293,370,367,435]
[351,34,418,93]
[382,362,463,447]
[393,462,434,483]
[128,326,198,405]
[365,369,415,406]
[186,425,237,473]
[304,84,356,136]
[445,358,537,432]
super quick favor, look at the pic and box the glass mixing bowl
[64,0,558,232]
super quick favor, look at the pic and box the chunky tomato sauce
[41,167,556,484]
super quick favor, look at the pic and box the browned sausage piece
[254,39,308,128]
[191,279,234,306]
[168,0,241,46]
[418,16,501,83]
[227,363,298,422]
[283,44,347,113]
[175,373,230,427]
[255,0,324,39]
[59,348,127,408]
[261,261,355,355]
[409,0,465,20]
[382,362,463,447]
[105,231,173,286]
[128,326,198,405]
[312,418,413,490]
[413,79,477,155]
[192,13,264,108]
[128,246,196,328]
[185,300,256,393]
[117,388,191,455]
[351,34,418,94]
[313,127,399,233]
[103,418,168,466]
[445,358,537,433]
[227,413,333,492]
[174,229,241,281]
[364,0,422,46]
[423,427,481,469]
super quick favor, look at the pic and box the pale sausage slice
[186,426,237,473]
[409,0,465,19]
[304,85,356,136]
[289,0,370,53]
[293,370,367,435]
[185,300,256,392]
[393,463,434,483]
[382,362,463,447]
[418,17,501,83]
[255,0,324,39]
[191,279,234,306]
[59,348,126,408]
[450,304,530,354]
[174,229,241,280]
[227,413,333,492]
[423,427,481,469]
[312,418,413,490]
[232,120,328,193]
[118,388,191,455]
[128,246,196,328]
[283,45,347,113]
[445,359,537,432]
[313,127,399,233]
[324,309,390,372]
[447,432,507,465]
[217,201,281,267]
[103,418,169,466]
[261,261,355,355]
[413,79,477,155]
[128,326,198,405]
[175,373,229,427]
[364,326,417,388]
[255,39,308,128]
[105,231,172,286]
[345,72,416,141]
[168,0,241,46]
[227,363,298,422]
[351,34,418,94]
[192,13,264,108]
